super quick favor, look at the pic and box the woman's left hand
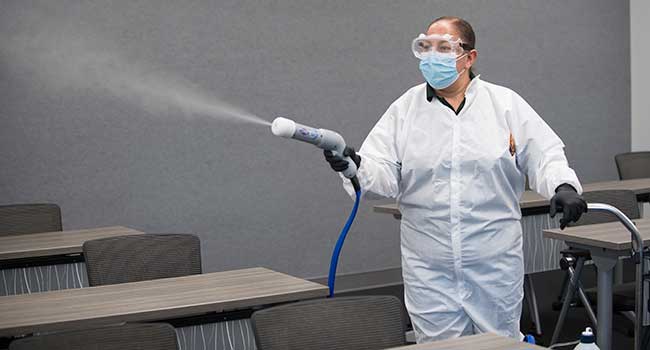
[549,184,588,229]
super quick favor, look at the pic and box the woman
[324,16,587,343]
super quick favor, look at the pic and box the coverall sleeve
[511,93,583,199]
[341,103,402,199]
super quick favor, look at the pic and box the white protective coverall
[341,77,582,342]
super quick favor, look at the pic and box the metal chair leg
[558,272,570,301]
[524,274,542,336]
[551,257,587,345]
[571,267,597,327]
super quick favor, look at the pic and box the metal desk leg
[638,202,646,217]
[592,253,618,350]
[615,261,624,285]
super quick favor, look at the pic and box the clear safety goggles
[412,33,467,59]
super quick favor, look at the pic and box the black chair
[0,203,62,236]
[9,323,178,350]
[615,151,650,180]
[576,190,641,226]
[83,233,201,286]
[551,190,641,344]
[252,295,406,350]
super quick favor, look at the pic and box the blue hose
[327,187,361,297]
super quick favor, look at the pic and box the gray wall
[0,0,630,279]
[631,0,650,152]
[630,0,649,216]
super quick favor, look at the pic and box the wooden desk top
[374,178,650,216]
[0,226,144,261]
[388,333,547,349]
[544,219,650,251]
[582,178,650,194]
[0,267,328,337]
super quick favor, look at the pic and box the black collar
[425,83,436,102]
[425,72,475,115]
[426,71,476,102]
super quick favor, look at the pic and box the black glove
[323,147,361,172]
[549,184,588,229]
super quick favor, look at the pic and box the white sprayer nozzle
[271,117,296,138]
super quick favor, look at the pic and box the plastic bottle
[574,327,600,349]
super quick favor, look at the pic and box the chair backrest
[0,203,62,236]
[251,295,406,350]
[615,152,650,180]
[9,323,178,350]
[83,233,201,286]
[573,190,640,226]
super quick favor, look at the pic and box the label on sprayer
[294,126,321,143]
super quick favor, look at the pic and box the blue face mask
[419,53,466,90]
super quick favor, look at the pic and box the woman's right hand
[323,147,361,172]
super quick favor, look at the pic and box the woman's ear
[467,49,478,69]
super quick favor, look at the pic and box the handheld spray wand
[271,117,361,297]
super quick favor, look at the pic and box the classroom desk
[544,219,650,350]
[387,333,547,349]
[0,226,143,263]
[374,178,650,274]
[0,226,144,295]
[0,267,328,339]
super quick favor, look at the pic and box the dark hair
[428,16,476,74]
[428,16,476,50]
